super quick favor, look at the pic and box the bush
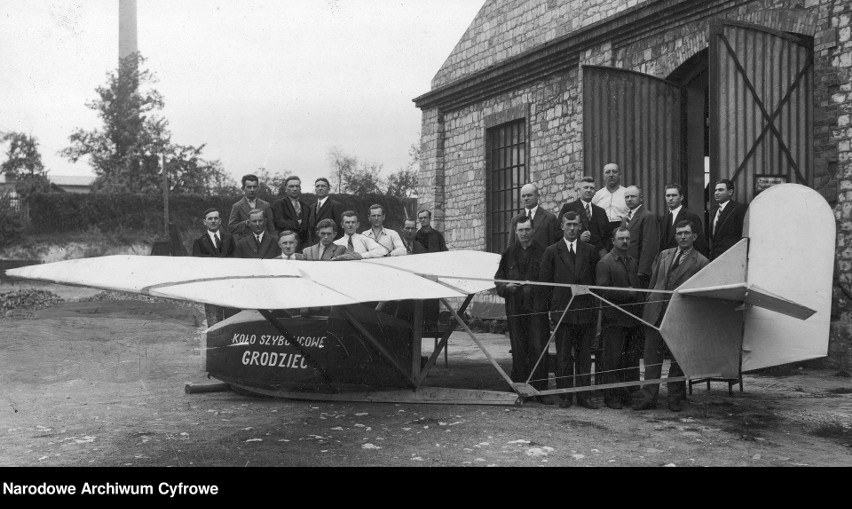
[0,192,25,243]
[26,192,418,238]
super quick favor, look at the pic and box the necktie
[672,250,684,270]
[625,210,633,226]
[713,207,722,235]
[568,242,575,261]
[669,211,675,226]
[214,233,221,252]
[317,201,321,216]
[527,209,534,227]
[584,202,591,218]
[255,235,261,247]
[348,235,354,250]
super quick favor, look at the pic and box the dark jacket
[495,240,548,313]
[709,200,748,260]
[234,231,281,259]
[307,197,344,243]
[558,199,610,255]
[539,238,599,324]
[624,205,660,278]
[228,197,275,239]
[643,247,709,326]
[272,197,310,246]
[659,206,707,257]
[509,208,561,248]
[191,230,236,258]
[596,249,641,327]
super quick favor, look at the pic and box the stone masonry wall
[418,0,852,367]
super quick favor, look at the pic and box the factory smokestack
[118,0,138,60]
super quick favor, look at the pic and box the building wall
[418,0,852,368]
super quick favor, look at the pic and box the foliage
[327,147,385,195]
[61,53,224,196]
[0,192,25,243]
[0,132,54,200]
[252,167,292,200]
[0,289,64,315]
[386,167,418,198]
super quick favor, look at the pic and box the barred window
[486,119,527,254]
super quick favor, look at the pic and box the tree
[327,147,386,195]
[62,53,223,195]
[0,131,53,200]
[327,147,358,194]
[253,167,292,199]
[385,141,420,198]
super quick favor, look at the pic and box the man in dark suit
[709,178,748,260]
[228,174,274,239]
[303,219,357,261]
[596,227,642,409]
[191,207,235,326]
[272,176,310,250]
[623,185,659,287]
[633,220,709,412]
[234,209,280,259]
[278,230,306,260]
[415,209,448,252]
[539,211,600,409]
[401,219,427,254]
[495,215,550,401]
[192,208,236,258]
[307,177,344,243]
[558,176,610,257]
[659,183,707,257]
[510,183,561,248]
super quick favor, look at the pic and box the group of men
[190,173,448,324]
[495,162,748,412]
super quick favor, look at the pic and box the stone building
[414,0,852,368]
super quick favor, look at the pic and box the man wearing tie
[303,219,354,261]
[558,176,610,256]
[633,220,709,412]
[539,211,601,409]
[334,210,388,259]
[510,183,561,248]
[278,230,305,260]
[401,219,427,254]
[307,178,344,244]
[623,185,659,288]
[191,207,235,326]
[659,183,707,257]
[234,209,280,259]
[272,176,310,250]
[709,178,748,260]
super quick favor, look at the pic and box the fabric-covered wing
[5,255,469,309]
[365,251,500,294]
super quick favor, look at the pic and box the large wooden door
[583,66,683,216]
[710,20,813,203]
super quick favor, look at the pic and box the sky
[0,0,484,187]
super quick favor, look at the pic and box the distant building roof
[49,175,96,187]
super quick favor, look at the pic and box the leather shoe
[558,398,573,408]
[668,399,683,412]
[632,398,656,411]
[577,396,599,409]
[605,399,623,410]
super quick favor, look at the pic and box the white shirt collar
[317,197,327,208]
[563,238,577,251]
[526,205,538,218]
[669,205,683,220]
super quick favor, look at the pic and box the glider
[5,184,834,405]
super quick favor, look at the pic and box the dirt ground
[1,290,851,467]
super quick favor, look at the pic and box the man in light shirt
[363,204,407,256]
[334,210,388,259]
[592,163,629,249]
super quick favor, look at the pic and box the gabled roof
[432,0,643,89]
